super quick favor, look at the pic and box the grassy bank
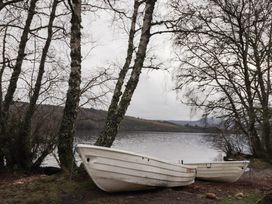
[0,173,268,204]
[0,174,94,204]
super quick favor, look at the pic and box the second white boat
[76,144,196,192]
[185,161,250,182]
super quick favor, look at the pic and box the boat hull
[185,161,249,182]
[76,144,196,192]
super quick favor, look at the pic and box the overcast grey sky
[81,9,203,121]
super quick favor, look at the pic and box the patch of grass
[219,192,263,204]
[0,174,96,204]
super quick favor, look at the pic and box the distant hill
[169,117,223,128]
[12,102,219,133]
[76,108,220,133]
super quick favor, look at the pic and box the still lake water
[42,131,223,167]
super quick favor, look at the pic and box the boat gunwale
[76,144,196,169]
[84,154,195,173]
[184,161,250,165]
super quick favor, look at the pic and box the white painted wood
[76,144,196,192]
[185,161,249,182]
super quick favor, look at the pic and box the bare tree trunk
[253,37,271,159]
[0,27,8,120]
[32,142,55,169]
[95,0,157,147]
[264,22,272,162]
[95,0,140,146]
[58,0,81,172]
[249,124,264,158]
[16,0,59,170]
[0,0,23,11]
[238,14,264,158]
[0,0,38,168]
[0,26,8,168]
[170,0,271,161]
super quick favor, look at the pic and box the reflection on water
[42,131,223,167]
[77,131,222,162]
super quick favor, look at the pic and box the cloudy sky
[81,8,203,121]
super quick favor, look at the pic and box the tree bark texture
[58,0,81,172]
[0,26,8,168]
[16,0,59,170]
[95,0,140,146]
[0,0,23,11]
[95,0,157,147]
[0,0,39,168]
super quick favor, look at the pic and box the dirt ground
[77,165,272,204]
[0,160,271,204]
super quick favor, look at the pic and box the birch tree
[171,0,272,161]
[95,0,158,147]
[58,0,82,172]
[17,0,60,170]
[0,0,39,168]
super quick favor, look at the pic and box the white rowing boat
[184,161,249,182]
[76,144,196,192]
